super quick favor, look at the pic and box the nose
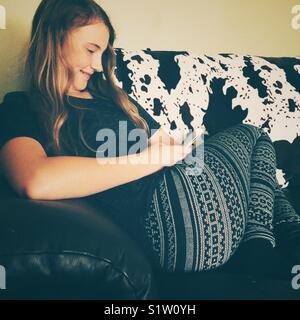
[91,52,103,73]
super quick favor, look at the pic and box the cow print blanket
[114,49,300,186]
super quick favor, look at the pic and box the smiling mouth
[80,71,91,79]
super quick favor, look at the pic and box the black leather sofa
[1,173,300,300]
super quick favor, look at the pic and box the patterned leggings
[142,124,300,272]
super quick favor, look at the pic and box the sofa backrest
[114,48,300,186]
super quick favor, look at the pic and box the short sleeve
[0,92,46,150]
[128,95,161,137]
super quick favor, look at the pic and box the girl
[0,0,299,280]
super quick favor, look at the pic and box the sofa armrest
[0,195,156,299]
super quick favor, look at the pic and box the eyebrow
[87,42,103,50]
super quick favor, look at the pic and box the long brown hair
[24,0,149,155]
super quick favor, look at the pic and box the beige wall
[0,0,299,101]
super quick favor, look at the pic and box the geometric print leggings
[142,124,300,272]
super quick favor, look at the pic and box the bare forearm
[25,152,163,200]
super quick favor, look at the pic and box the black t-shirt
[0,92,49,153]
[0,91,166,237]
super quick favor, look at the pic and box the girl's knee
[236,123,272,141]
[235,123,260,133]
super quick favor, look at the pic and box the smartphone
[184,129,204,149]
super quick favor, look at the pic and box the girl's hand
[148,127,176,146]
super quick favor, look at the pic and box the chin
[71,76,90,90]
[74,83,88,92]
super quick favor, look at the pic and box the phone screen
[184,129,204,149]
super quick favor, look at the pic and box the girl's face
[62,21,110,96]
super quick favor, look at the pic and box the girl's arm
[0,137,164,200]
[1,134,191,201]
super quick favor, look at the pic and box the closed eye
[87,49,95,54]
